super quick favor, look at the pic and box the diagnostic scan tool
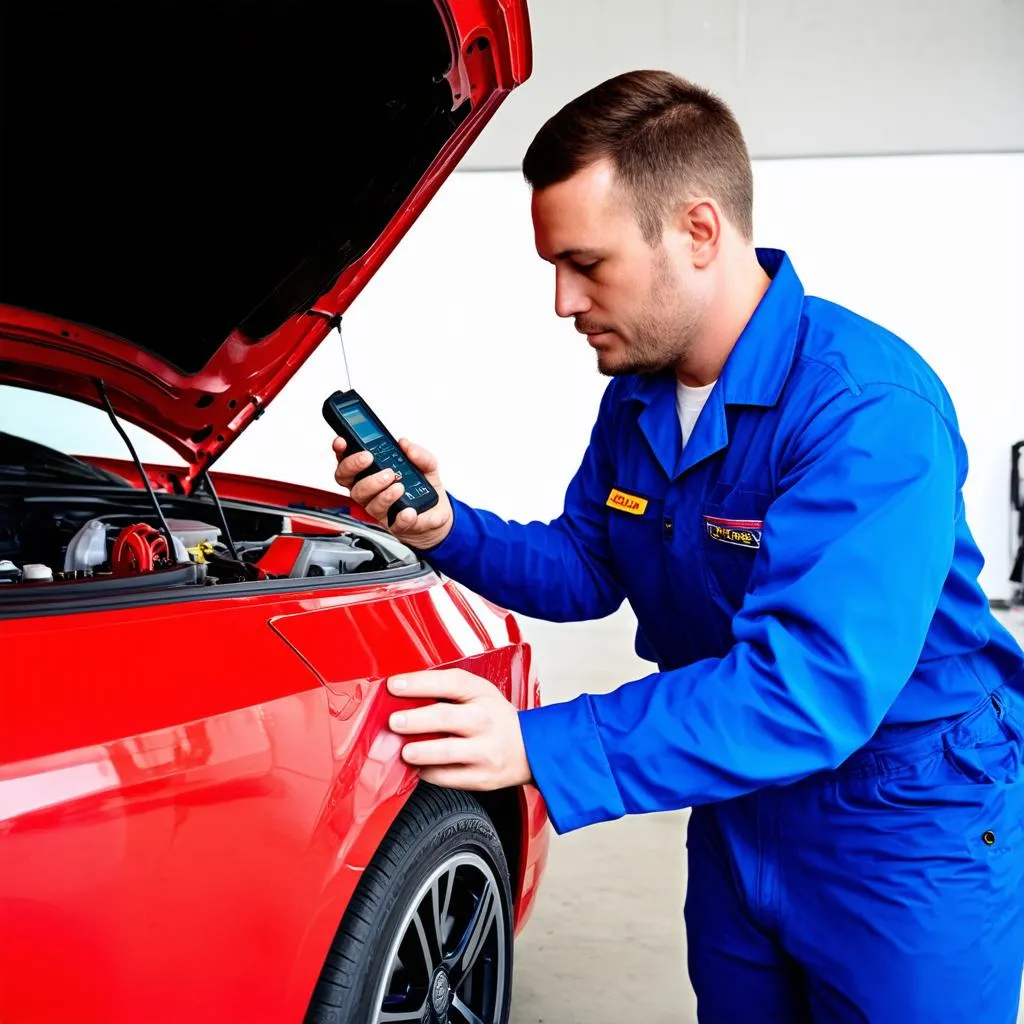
[323,390,439,525]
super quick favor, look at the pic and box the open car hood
[0,0,530,491]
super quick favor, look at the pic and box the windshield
[0,385,182,484]
[0,432,130,485]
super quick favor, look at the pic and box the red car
[0,2,547,1022]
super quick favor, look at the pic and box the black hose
[196,469,240,561]
[94,379,178,563]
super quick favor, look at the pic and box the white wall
[466,0,1024,167]
[4,153,1022,599]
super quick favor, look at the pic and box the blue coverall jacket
[422,248,1024,1021]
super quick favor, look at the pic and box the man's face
[532,158,704,377]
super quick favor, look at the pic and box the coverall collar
[630,247,805,479]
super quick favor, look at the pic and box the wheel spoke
[410,912,436,975]
[450,995,486,1024]
[462,889,496,976]
[374,957,427,1024]
[430,864,455,959]
[377,1007,427,1024]
[440,865,456,947]
[448,884,497,987]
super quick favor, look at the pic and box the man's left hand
[387,669,532,790]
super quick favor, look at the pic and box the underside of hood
[0,0,531,489]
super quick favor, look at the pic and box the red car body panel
[0,0,532,491]
[0,2,545,1019]
[0,568,548,1022]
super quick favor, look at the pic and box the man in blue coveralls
[333,71,1024,1021]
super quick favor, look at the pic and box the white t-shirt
[676,379,717,448]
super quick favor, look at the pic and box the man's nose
[554,267,590,319]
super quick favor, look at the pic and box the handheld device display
[322,389,439,525]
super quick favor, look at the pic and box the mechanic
[332,70,1024,1022]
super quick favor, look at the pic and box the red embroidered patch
[704,515,763,549]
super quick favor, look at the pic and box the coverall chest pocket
[701,483,770,614]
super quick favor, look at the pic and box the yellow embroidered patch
[606,488,649,515]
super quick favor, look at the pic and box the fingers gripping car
[0,2,547,1022]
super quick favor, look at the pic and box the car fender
[269,589,529,1018]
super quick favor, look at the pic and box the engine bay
[0,488,418,601]
[0,426,422,613]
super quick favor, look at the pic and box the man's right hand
[332,436,454,550]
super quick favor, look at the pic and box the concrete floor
[509,604,1024,1024]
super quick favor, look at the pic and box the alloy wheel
[372,851,508,1024]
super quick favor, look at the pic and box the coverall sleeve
[518,383,959,833]
[417,389,625,622]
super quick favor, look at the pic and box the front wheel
[305,785,514,1024]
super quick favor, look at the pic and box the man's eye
[573,260,600,273]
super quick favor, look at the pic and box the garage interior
[351,4,1024,1018]
[2,0,1022,1020]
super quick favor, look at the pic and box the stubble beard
[597,252,701,378]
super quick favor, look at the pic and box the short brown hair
[523,70,753,243]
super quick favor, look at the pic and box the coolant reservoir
[165,519,220,549]
[64,519,107,572]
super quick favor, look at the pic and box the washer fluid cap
[22,563,54,582]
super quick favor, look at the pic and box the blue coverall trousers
[686,684,1024,1022]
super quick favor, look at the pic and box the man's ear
[673,198,721,269]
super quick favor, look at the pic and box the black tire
[304,784,514,1024]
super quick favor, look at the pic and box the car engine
[0,493,413,596]
[0,429,418,607]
